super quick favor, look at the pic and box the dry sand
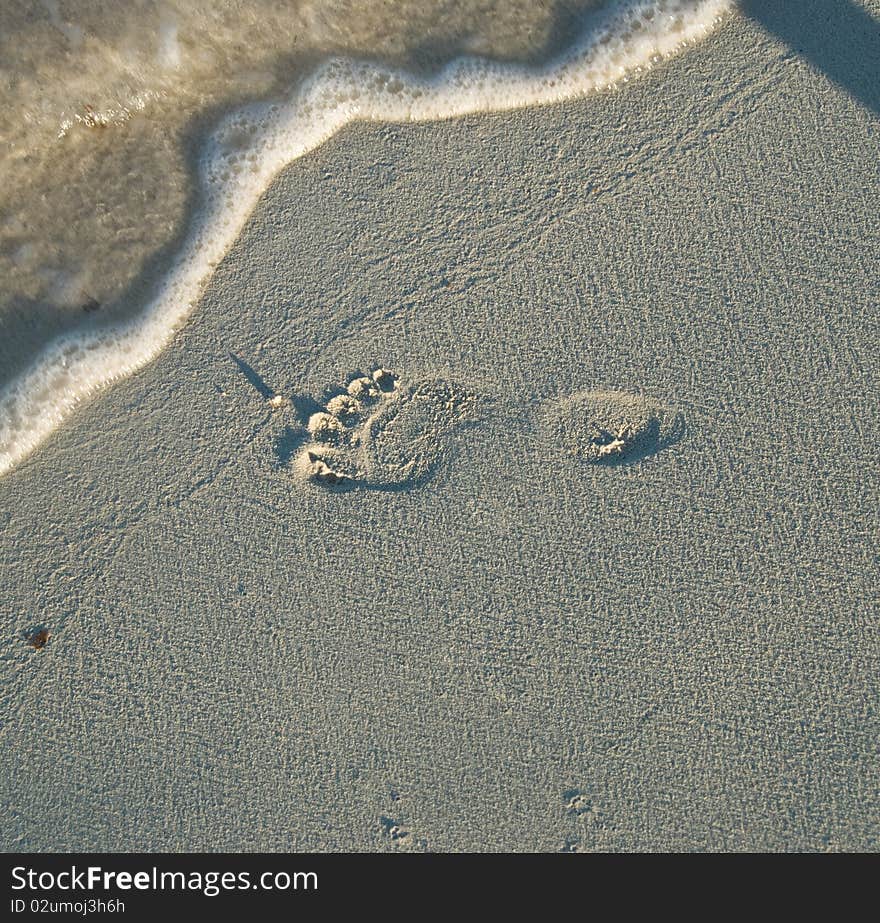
[1,4,878,851]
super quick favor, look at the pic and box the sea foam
[0,0,730,476]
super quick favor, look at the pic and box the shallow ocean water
[0,1,730,475]
[0,1,606,366]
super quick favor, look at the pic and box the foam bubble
[0,0,730,477]
[157,11,182,71]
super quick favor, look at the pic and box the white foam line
[0,0,730,476]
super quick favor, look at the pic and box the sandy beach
[1,2,878,851]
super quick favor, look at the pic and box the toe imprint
[296,369,475,489]
[542,389,683,464]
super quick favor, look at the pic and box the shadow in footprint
[288,393,325,425]
[592,411,686,467]
[273,426,307,468]
[542,389,685,467]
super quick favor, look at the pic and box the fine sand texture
[1,4,878,851]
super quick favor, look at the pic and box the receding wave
[0,0,730,476]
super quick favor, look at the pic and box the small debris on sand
[27,628,50,650]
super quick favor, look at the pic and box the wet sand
[1,5,878,851]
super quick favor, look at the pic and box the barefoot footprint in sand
[541,389,683,464]
[296,369,475,488]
